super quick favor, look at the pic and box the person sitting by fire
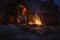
[17,5,26,24]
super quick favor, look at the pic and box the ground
[0,24,60,40]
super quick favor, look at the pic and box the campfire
[28,14,42,26]
[34,14,42,26]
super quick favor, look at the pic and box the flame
[34,14,42,26]
[28,14,42,26]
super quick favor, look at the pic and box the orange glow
[19,5,26,16]
[28,22,33,25]
[17,5,26,24]
[17,5,42,26]
[17,16,20,24]
[28,14,42,26]
[34,14,42,26]
[17,18,20,24]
